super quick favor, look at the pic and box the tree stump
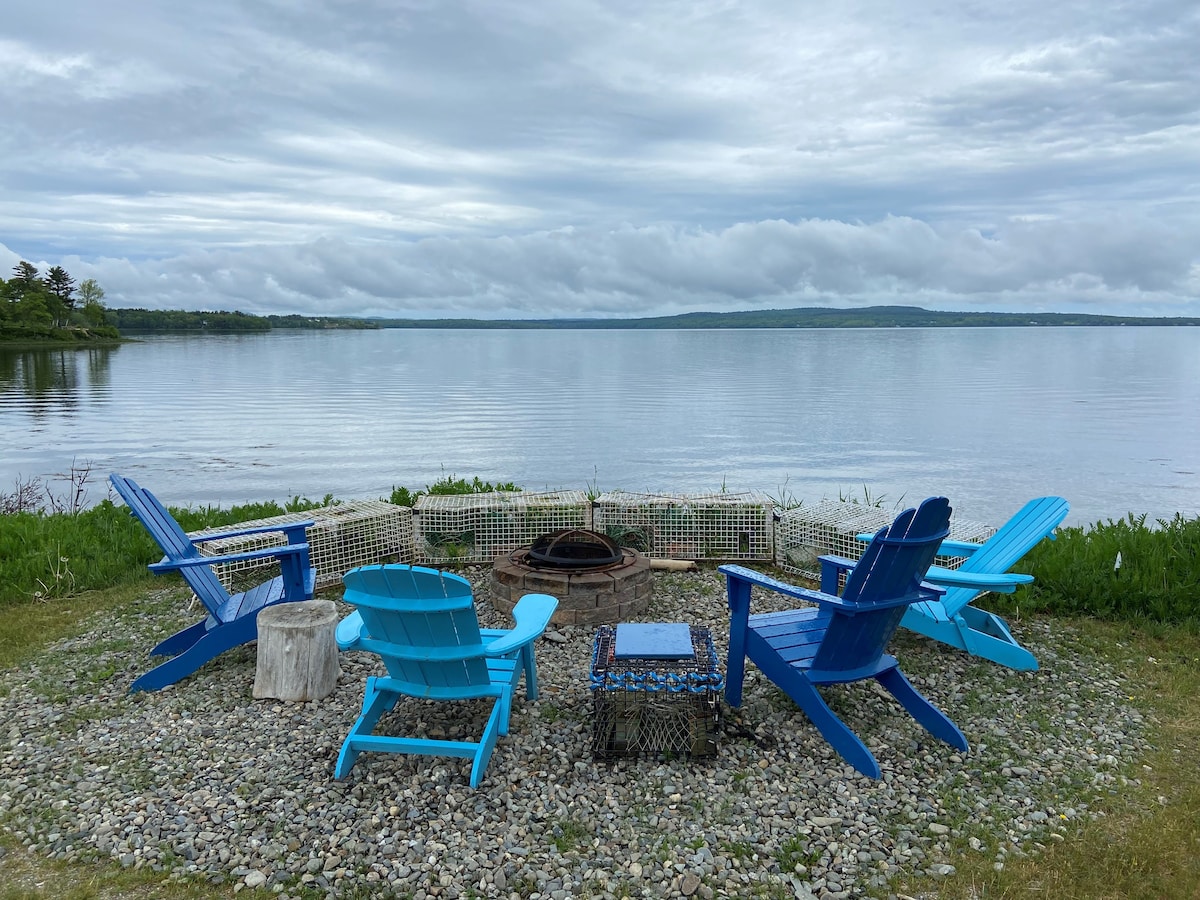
[253,600,340,701]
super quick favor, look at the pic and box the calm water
[3,327,1198,528]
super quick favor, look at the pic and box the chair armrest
[486,593,559,656]
[856,532,983,558]
[923,565,1034,594]
[149,542,311,572]
[335,611,366,650]
[721,563,945,617]
[933,539,983,557]
[719,564,872,615]
[192,521,314,543]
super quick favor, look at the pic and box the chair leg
[149,619,209,657]
[130,619,256,692]
[470,698,507,788]
[957,608,1039,671]
[725,580,752,708]
[335,677,401,779]
[520,645,539,701]
[788,680,881,779]
[876,667,968,751]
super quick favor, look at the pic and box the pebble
[0,571,1146,898]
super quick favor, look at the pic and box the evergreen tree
[11,261,40,294]
[46,266,77,309]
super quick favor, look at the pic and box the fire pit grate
[525,528,624,569]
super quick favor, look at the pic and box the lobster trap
[589,625,724,758]
[776,499,996,581]
[191,500,414,590]
[592,491,774,561]
[413,491,590,564]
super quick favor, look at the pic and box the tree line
[107,309,376,331]
[1,261,118,342]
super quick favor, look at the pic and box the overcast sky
[2,1,1198,319]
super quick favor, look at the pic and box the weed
[766,476,803,511]
[551,818,590,854]
[778,833,820,872]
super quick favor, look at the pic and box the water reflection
[0,345,117,416]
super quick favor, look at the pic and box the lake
[2,327,1198,529]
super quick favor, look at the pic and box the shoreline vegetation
[69,303,1200,335]
[6,266,1200,347]
[0,471,1198,897]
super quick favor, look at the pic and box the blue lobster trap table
[589,624,724,758]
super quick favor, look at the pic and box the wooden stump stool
[253,600,341,701]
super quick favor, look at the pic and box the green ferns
[1014,513,1200,624]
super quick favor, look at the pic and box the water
[2,327,1198,528]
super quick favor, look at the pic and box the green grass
[898,620,1200,899]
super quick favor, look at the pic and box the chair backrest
[957,496,1068,576]
[812,497,952,672]
[940,495,1069,616]
[342,565,491,691]
[110,473,230,615]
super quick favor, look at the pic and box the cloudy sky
[2,0,1198,319]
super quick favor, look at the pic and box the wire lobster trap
[776,499,995,581]
[191,500,415,590]
[592,491,774,560]
[590,625,724,758]
[413,491,590,564]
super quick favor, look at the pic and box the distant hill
[102,304,1200,334]
[364,305,1200,329]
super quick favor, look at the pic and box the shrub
[1009,513,1200,625]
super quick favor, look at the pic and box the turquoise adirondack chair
[722,496,969,779]
[109,473,316,692]
[847,496,1069,670]
[335,564,558,788]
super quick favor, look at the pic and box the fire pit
[491,528,653,625]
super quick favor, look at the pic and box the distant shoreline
[93,304,1200,335]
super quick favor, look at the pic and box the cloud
[18,211,1188,320]
[1,1,1198,317]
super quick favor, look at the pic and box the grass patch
[900,620,1200,899]
[0,833,231,900]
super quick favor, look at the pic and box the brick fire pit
[490,544,653,626]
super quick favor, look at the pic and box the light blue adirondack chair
[335,564,558,788]
[721,496,968,779]
[846,496,1069,671]
[110,473,316,692]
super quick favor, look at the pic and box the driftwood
[253,600,340,701]
[649,558,697,571]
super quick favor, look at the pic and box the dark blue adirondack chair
[110,474,316,692]
[721,496,968,778]
[848,496,1069,670]
[335,564,558,788]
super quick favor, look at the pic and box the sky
[2,0,1198,319]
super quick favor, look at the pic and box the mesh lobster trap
[776,499,996,581]
[589,625,724,758]
[413,491,590,564]
[592,491,774,560]
[191,500,415,590]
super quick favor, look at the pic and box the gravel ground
[0,567,1146,899]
